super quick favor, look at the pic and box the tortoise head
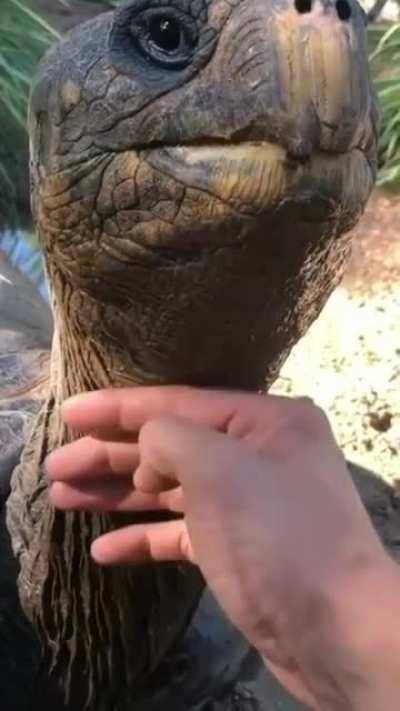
[30,0,377,390]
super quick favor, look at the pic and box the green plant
[0,0,59,228]
[0,0,58,130]
[369,22,400,187]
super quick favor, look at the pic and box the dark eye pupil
[149,16,181,52]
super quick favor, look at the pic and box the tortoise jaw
[144,141,374,222]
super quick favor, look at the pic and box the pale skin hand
[46,387,400,711]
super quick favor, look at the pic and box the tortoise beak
[268,0,374,158]
[145,141,372,222]
[163,0,376,166]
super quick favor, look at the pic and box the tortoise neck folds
[6,313,204,711]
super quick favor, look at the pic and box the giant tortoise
[1,0,399,709]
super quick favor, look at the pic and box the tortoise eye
[130,8,198,70]
[149,16,182,53]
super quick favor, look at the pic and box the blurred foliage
[0,0,59,230]
[369,22,400,187]
[0,0,58,130]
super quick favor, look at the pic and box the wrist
[296,556,400,710]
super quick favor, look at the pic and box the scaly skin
[4,0,377,709]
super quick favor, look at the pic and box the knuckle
[276,400,331,443]
[178,528,193,562]
[138,419,159,448]
[299,401,330,433]
[226,407,258,439]
[167,385,196,415]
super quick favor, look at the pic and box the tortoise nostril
[336,0,352,20]
[294,0,312,13]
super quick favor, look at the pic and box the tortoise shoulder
[0,251,51,506]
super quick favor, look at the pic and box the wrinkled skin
[30,0,376,390]
[2,0,378,709]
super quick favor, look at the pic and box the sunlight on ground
[273,193,400,484]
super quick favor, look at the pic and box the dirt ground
[272,190,400,487]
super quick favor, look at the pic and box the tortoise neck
[4,297,204,710]
[7,334,204,710]
[50,322,134,406]
[49,312,168,411]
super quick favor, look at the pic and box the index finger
[61,386,291,439]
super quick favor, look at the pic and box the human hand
[46,387,400,710]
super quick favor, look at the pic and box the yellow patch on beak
[178,142,288,212]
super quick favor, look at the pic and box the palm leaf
[369,22,400,188]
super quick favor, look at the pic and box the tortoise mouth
[144,140,373,219]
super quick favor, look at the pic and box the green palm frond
[0,0,59,129]
[369,22,400,187]
[0,0,59,229]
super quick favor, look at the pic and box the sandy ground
[272,190,400,487]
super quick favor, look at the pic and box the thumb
[135,415,236,495]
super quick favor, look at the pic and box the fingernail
[62,393,88,411]
[91,539,108,566]
[43,452,57,478]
